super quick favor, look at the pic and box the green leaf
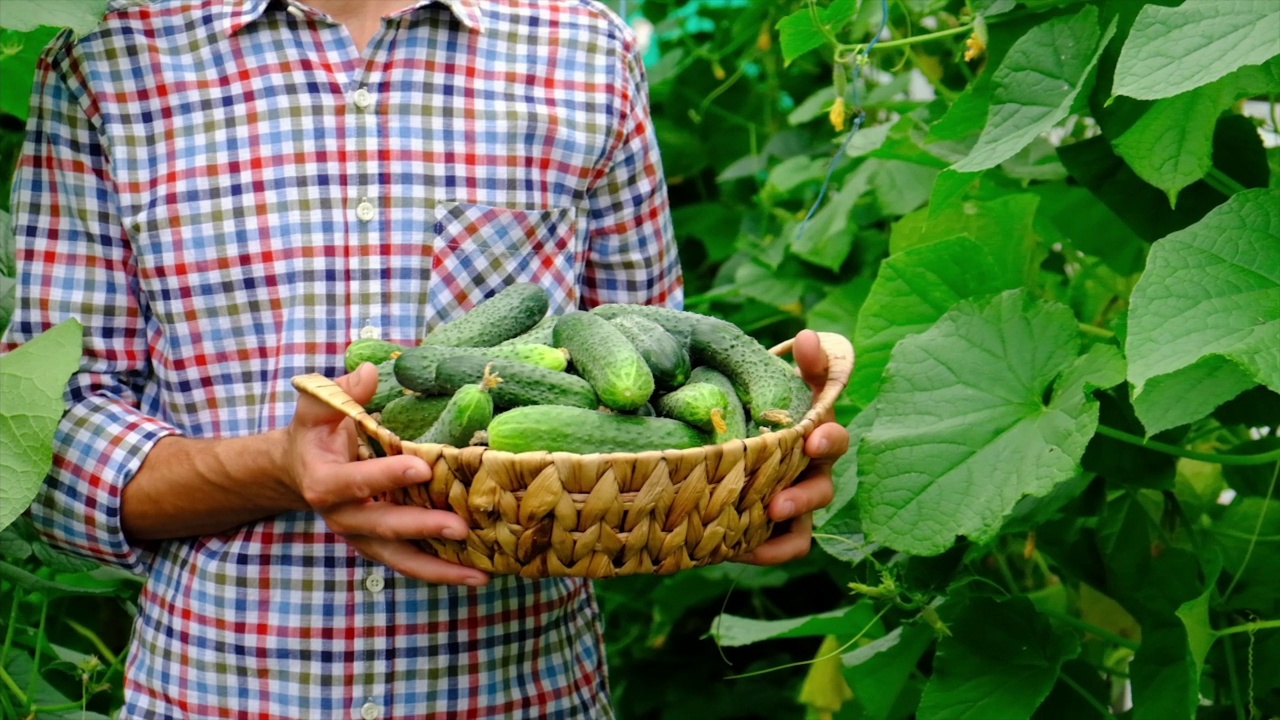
[0,318,83,531]
[0,27,59,121]
[798,635,854,715]
[0,0,107,36]
[843,624,934,719]
[790,163,873,271]
[917,596,1078,720]
[870,160,938,217]
[858,290,1104,556]
[672,202,742,263]
[1174,586,1214,680]
[776,10,826,65]
[807,275,871,337]
[1211,497,1280,614]
[708,602,879,648]
[1029,182,1146,275]
[952,8,1116,172]
[1111,0,1280,101]
[849,194,1040,407]
[1125,188,1280,435]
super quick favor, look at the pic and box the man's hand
[737,329,850,565]
[284,362,490,586]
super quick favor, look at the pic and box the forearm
[121,429,305,541]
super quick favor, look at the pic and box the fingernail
[777,500,796,519]
[465,575,488,586]
[813,437,830,456]
[442,526,468,541]
[402,465,428,482]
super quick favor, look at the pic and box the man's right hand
[283,362,490,586]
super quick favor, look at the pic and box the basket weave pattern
[293,332,854,578]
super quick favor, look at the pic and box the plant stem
[1040,609,1142,652]
[0,587,21,668]
[0,665,27,707]
[1222,460,1279,603]
[842,23,972,52]
[1077,323,1115,339]
[723,604,891,679]
[1216,619,1280,638]
[65,618,118,666]
[1204,167,1248,196]
[1095,426,1280,466]
[31,700,89,713]
[25,598,48,704]
[1061,672,1111,717]
[1222,632,1247,720]
[991,549,1019,595]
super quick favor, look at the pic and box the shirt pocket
[427,202,579,331]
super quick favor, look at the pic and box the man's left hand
[737,329,850,565]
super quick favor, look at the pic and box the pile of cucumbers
[343,283,813,454]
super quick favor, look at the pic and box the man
[4,0,849,716]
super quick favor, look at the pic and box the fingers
[324,503,471,543]
[301,454,432,510]
[791,330,829,394]
[766,421,846,522]
[804,421,850,462]
[292,362,379,429]
[348,536,490,586]
[736,513,813,566]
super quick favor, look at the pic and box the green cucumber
[379,393,453,440]
[655,382,729,434]
[553,311,654,411]
[345,338,409,372]
[487,405,709,453]
[421,282,550,347]
[395,343,568,394]
[687,366,748,442]
[416,366,499,446]
[762,356,814,430]
[689,320,794,426]
[607,314,691,389]
[433,355,598,409]
[495,314,559,347]
[365,359,409,413]
[588,303,716,345]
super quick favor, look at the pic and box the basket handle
[291,372,388,438]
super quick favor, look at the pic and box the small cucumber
[433,355,598,410]
[345,338,408,372]
[421,282,550,347]
[495,314,559,348]
[487,405,709,454]
[553,311,654,411]
[689,319,794,426]
[365,359,410,413]
[687,366,748,442]
[608,314,691,389]
[759,356,814,431]
[379,393,453,440]
[395,343,568,394]
[588,303,715,345]
[416,366,500,446]
[656,382,729,435]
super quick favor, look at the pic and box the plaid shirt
[4,0,681,716]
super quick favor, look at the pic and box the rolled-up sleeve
[580,29,683,310]
[1,33,179,574]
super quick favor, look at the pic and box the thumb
[293,362,380,428]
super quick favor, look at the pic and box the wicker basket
[291,331,854,579]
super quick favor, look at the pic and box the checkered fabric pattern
[2,0,682,715]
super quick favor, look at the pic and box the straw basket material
[292,331,853,579]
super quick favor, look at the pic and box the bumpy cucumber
[496,314,559,348]
[345,338,408,372]
[588,303,717,345]
[421,282,550,347]
[687,366,748,442]
[379,393,452,440]
[689,320,794,426]
[434,355,598,409]
[486,406,709,453]
[416,367,499,446]
[761,356,814,430]
[395,344,567,394]
[553,311,654,411]
[656,382,729,434]
[608,314,691,389]
[365,360,409,413]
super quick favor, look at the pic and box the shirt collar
[225,0,485,37]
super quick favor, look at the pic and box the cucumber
[607,314,691,389]
[761,356,814,431]
[434,355,598,409]
[365,359,409,413]
[345,338,408,372]
[416,366,500,446]
[655,382,729,434]
[553,311,654,411]
[588,303,716,345]
[421,282,550,347]
[495,314,559,348]
[395,344,568,394]
[379,393,452,440]
[487,405,709,453]
[689,320,794,426]
[687,366,748,442]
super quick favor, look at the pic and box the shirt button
[360,701,381,720]
[356,200,375,222]
[353,87,373,109]
[364,573,385,593]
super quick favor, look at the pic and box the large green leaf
[1125,188,1280,435]
[854,192,1043,408]
[843,624,934,719]
[0,0,107,36]
[857,290,1117,556]
[1111,0,1280,101]
[0,318,82,531]
[952,7,1116,172]
[1211,497,1280,615]
[708,601,880,648]
[917,596,1078,720]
